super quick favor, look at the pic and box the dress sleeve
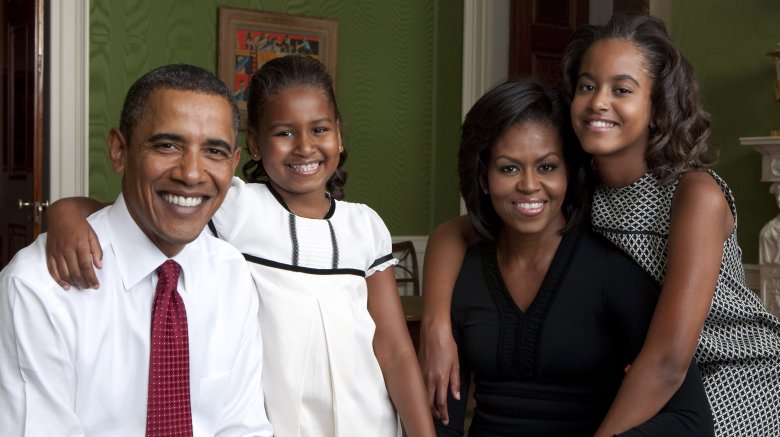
[362,205,397,277]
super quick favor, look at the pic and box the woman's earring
[483,188,489,194]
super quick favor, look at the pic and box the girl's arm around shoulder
[419,215,480,424]
[367,268,435,437]
[594,170,730,436]
[45,197,108,290]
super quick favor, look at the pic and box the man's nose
[174,149,205,184]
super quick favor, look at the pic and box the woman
[434,78,712,436]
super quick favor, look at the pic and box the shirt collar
[105,194,202,293]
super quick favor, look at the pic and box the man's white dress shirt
[0,194,273,436]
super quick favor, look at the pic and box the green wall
[672,1,780,263]
[88,0,463,235]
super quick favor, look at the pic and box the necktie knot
[156,259,181,294]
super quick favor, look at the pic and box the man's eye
[207,148,227,156]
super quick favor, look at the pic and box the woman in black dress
[433,79,713,436]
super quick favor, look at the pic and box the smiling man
[0,64,272,436]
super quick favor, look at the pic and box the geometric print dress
[592,170,780,436]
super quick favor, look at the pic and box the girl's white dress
[210,178,399,437]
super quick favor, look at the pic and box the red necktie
[146,259,193,436]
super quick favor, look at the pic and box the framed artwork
[218,7,339,129]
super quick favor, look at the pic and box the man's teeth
[290,162,319,172]
[587,120,616,128]
[163,193,203,207]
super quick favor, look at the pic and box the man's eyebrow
[146,132,186,143]
[146,133,234,152]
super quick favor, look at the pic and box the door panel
[509,0,589,87]
[1,0,45,267]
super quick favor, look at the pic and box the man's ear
[107,128,127,173]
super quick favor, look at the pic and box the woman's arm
[595,172,730,436]
[418,215,480,424]
[367,268,435,437]
[45,197,107,290]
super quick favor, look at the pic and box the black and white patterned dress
[592,170,780,436]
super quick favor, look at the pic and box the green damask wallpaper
[88,0,463,235]
[673,0,780,263]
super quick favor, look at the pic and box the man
[0,64,272,436]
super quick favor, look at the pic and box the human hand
[419,322,460,425]
[45,212,102,290]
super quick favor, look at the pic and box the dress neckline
[264,182,336,220]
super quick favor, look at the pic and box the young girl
[45,55,435,437]
[421,14,780,436]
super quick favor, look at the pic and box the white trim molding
[48,0,90,201]
[460,0,509,214]
[461,0,509,119]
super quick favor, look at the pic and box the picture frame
[218,7,339,129]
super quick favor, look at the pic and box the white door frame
[49,0,90,201]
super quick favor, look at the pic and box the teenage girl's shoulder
[672,170,729,213]
[671,170,734,238]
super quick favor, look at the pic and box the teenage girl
[420,14,780,436]
[45,55,435,437]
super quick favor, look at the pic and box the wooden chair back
[392,240,420,296]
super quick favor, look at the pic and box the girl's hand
[419,322,460,424]
[418,214,477,423]
[45,198,105,290]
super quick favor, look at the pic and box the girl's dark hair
[459,79,592,241]
[242,55,348,199]
[562,14,713,183]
